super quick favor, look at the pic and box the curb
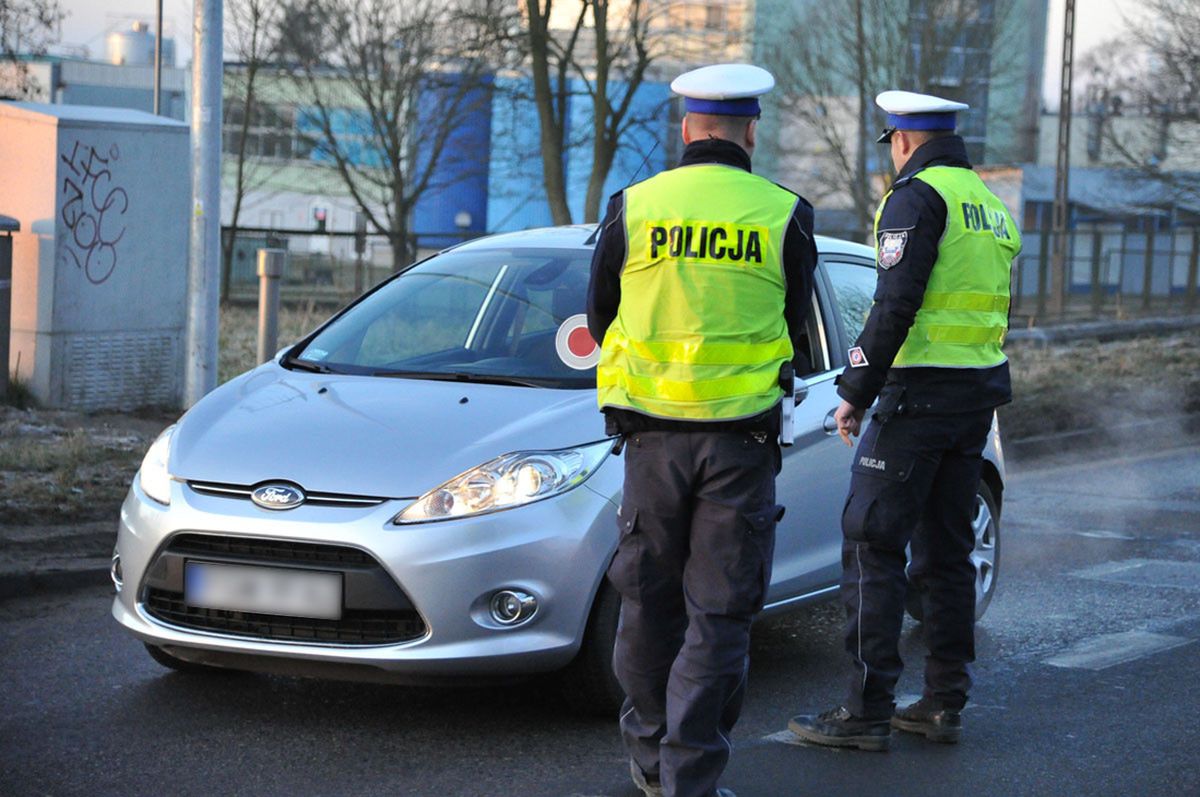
[1006,413,1200,462]
[1007,314,1200,345]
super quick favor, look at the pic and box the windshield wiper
[371,369,544,388]
[282,356,337,374]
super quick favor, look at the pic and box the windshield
[292,246,598,388]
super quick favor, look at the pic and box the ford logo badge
[251,483,306,511]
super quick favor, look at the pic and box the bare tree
[1079,0,1200,203]
[0,0,64,98]
[766,0,1021,239]
[278,0,510,270]
[221,0,282,303]
[520,0,663,224]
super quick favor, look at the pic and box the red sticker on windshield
[555,314,600,370]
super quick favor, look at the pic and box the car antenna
[626,139,660,188]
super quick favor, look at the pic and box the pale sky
[55,0,194,64]
[1043,0,1143,109]
[57,0,1144,108]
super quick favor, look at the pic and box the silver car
[111,226,1004,714]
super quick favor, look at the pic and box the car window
[295,247,596,388]
[357,270,499,365]
[824,259,877,345]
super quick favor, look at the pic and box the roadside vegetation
[1001,333,1200,441]
[2,315,1197,527]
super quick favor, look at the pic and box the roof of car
[448,225,874,259]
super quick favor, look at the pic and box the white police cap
[875,90,969,142]
[671,64,775,117]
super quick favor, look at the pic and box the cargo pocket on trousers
[842,456,916,549]
[606,506,643,602]
[734,503,783,616]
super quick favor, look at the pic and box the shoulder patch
[848,346,869,367]
[877,231,908,269]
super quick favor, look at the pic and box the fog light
[110,549,123,592]
[489,589,537,626]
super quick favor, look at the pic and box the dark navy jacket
[586,138,818,433]
[836,135,1013,415]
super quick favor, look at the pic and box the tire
[906,479,1001,623]
[559,581,626,717]
[144,643,233,675]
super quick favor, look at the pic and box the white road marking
[1073,530,1137,540]
[1007,444,1200,482]
[1043,630,1193,671]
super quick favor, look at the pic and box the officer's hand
[834,400,865,447]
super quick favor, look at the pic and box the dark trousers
[840,399,993,719]
[608,431,781,797]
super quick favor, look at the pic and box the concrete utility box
[0,103,190,410]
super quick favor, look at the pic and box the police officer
[587,64,817,797]
[788,91,1020,751]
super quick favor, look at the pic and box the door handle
[822,408,838,434]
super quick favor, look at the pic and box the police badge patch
[877,231,908,269]
[848,346,869,367]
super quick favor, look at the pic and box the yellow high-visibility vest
[874,166,1021,368]
[597,164,797,420]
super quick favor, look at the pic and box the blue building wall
[486,75,557,232]
[411,74,494,248]
[293,73,494,247]
[487,76,671,232]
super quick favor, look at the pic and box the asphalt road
[2,444,1198,797]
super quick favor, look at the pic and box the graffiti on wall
[59,141,129,285]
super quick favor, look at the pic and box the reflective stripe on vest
[597,164,796,420]
[874,166,1021,368]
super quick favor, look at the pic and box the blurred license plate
[184,562,342,620]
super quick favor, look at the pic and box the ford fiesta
[111,226,1005,714]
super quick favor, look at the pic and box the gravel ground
[2,313,1196,528]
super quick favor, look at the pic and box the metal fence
[1013,224,1200,324]
[221,227,478,304]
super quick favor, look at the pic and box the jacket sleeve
[586,191,626,346]
[782,195,818,374]
[835,179,947,408]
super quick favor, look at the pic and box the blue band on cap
[886,112,957,131]
[684,97,761,116]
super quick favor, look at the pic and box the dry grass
[0,409,161,525]
[218,301,334,384]
[1002,332,1200,441]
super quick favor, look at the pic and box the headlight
[138,425,176,505]
[394,439,613,524]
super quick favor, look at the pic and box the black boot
[891,697,962,743]
[788,706,891,752]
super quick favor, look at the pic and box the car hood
[170,363,608,498]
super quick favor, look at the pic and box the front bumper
[112,474,618,679]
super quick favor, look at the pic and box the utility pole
[1049,0,1075,318]
[153,0,163,115]
[185,0,223,406]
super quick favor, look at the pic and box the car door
[768,254,878,605]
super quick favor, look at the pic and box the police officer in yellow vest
[587,64,817,797]
[789,91,1020,751]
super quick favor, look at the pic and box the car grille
[144,592,425,645]
[141,533,426,646]
[165,534,376,567]
[188,480,388,508]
